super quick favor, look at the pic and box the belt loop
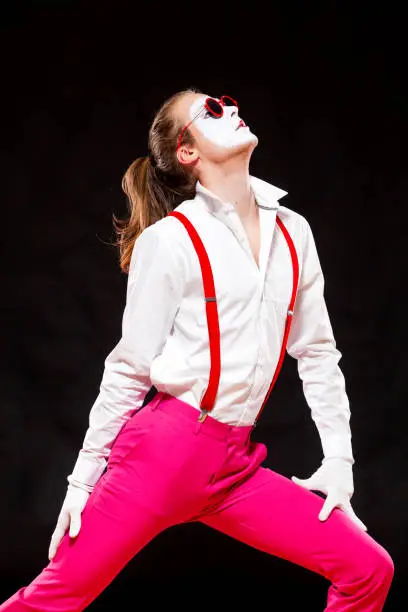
[194,421,202,435]
[150,392,163,411]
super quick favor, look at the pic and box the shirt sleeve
[67,224,185,491]
[286,218,354,464]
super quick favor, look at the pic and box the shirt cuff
[320,432,355,465]
[67,451,107,489]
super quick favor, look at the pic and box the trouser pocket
[107,411,156,471]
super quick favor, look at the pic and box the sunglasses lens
[221,96,237,107]
[206,98,223,116]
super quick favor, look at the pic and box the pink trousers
[1,392,394,611]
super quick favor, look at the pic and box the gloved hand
[291,457,367,532]
[48,483,91,561]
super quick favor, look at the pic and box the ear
[176,144,199,167]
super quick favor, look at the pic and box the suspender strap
[253,216,300,425]
[168,211,221,414]
[168,210,299,424]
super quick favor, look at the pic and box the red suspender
[254,217,300,425]
[168,211,222,415]
[168,211,300,426]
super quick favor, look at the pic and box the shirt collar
[195,175,288,214]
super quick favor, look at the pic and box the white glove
[291,457,367,532]
[48,483,91,560]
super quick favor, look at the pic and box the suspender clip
[198,409,209,423]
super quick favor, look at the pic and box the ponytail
[112,88,200,274]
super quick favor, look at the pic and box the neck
[198,156,257,222]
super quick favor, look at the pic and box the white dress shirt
[67,176,354,491]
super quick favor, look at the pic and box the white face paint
[188,95,258,149]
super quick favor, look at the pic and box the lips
[236,119,247,130]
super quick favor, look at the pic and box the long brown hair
[112,88,200,273]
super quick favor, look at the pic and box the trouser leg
[0,458,171,611]
[0,399,216,611]
[201,465,394,611]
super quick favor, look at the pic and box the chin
[206,132,259,163]
[247,132,259,148]
[231,133,259,156]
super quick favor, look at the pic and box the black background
[1,1,406,609]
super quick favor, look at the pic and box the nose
[227,106,242,129]
[227,107,238,120]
